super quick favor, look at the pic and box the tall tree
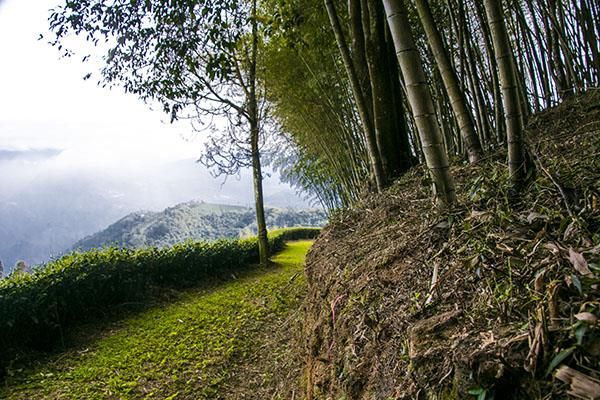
[48,0,272,263]
[382,0,456,205]
[484,0,527,189]
[414,0,483,163]
[248,0,269,265]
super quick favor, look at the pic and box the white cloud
[0,0,307,212]
[0,0,203,166]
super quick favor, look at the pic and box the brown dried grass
[302,90,600,399]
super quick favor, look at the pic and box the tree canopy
[48,0,600,209]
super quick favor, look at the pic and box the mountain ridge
[72,200,326,251]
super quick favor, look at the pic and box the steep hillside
[302,92,599,399]
[72,201,326,251]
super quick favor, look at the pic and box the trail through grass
[1,241,312,400]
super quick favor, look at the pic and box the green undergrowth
[0,240,313,399]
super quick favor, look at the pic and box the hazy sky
[0,0,309,208]
[0,0,202,170]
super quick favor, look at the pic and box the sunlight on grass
[1,241,313,400]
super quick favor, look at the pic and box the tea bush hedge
[0,227,320,372]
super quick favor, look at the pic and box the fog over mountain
[0,0,317,273]
[0,149,311,272]
[0,148,62,162]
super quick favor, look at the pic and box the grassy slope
[1,241,312,400]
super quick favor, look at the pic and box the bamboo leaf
[569,248,593,277]
[545,347,576,377]
[575,312,598,324]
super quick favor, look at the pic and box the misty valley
[0,155,319,273]
[0,199,325,275]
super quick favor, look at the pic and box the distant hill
[0,155,312,271]
[72,201,326,251]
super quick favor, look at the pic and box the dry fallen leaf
[586,244,600,255]
[544,242,563,255]
[468,210,489,220]
[534,270,545,292]
[563,221,579,241]
[575,312,598,324]
[496,243,514,253]
[555,366,600,399]
[569,248,594,277]
[527,212,548,224]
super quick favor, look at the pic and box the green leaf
[468,387,487,400]
[545,347,576,377]
[575,323,587,345]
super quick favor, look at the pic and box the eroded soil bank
[302,91,600,399]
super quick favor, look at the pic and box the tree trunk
[386,23,415,169]
[474,0,504,143]
[484,0,527,189]
[249,0,269,265]
[325,0,386,191]
[348,0,373,120]
[414,0,483,163]
[362,0,411,178]
[382,0,456,205]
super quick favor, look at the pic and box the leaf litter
[302,90,600,399]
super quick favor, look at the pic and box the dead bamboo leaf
[496,243,514,253]
[468,210,489,220]
[548,282,560,329]
[534,270,545,292]
[424,262,439,306]
[563,221,579,241]
[586,244,600,255]
[575,312,598,324]
[469,255,480,268]
[527,212,548,224]
[555,366,600,399]
[544,242,563,255]
[569,248,594,277]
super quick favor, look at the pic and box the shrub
[0,227,320,373]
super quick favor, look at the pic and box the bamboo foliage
[324,0,387,191]
[266,0,598,206]
[261,0,371,209]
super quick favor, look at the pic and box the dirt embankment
[302,91,600,399]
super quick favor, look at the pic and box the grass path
[1,241,312,400]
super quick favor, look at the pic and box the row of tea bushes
[0,227,320,371]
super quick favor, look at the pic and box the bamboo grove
[48,0,599,260]
[263,0,598,208]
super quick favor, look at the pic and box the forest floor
[0,241,312,400]
[303,90,600,399]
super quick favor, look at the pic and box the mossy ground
[0,240,312,400]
